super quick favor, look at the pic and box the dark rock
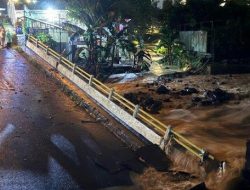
[140,97,163,114]
[190,182,207,190]
[179,87,199,96]
[170,171,195,181]
[163,98,171,102]
[156,85,170,94]
[219,81,227,85]
[136,144,170,172]
[149,100,162,114]
[143,97,154,107]
[201,99,213,106]
[205,88,231,104]
[135,84,139,87]
[192,97,202,103]
[124,93,139,104]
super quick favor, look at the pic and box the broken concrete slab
[94,155,125,174]
[121,157,145,174]
[135,144,171,172]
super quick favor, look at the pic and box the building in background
[152,0,186,9]
[7,0,67,26]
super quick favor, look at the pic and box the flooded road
[0,49,141,189]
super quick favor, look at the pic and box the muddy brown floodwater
[108,74,250,190]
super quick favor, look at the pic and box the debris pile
[124,92,163,114]
[192,88,233,106]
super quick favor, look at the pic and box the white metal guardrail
[27,35,215,162]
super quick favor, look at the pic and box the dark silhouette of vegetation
[160,0,250,61]
[63,0,154,76]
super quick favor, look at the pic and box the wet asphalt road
[0,49,139,190]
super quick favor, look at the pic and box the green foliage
[157,25,203,71]
[63,0,154,75]
[35,33,56,48]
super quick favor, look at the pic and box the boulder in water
[179,87,199,96]
[156,85,171,94]
[205,88,232,104]
[124,93,139,105]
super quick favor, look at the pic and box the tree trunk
[168,45,173,65]
[111,44,115,68]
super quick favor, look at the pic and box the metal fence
[28,35,215,162]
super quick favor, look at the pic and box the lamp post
[59,12,62,54]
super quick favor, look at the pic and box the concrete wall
[27,41,162,146]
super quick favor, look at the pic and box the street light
[45,7,55,22]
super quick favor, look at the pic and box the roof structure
[0,0,7,9]
[14,0,66,10]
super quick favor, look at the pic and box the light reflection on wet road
[0,49,139,189]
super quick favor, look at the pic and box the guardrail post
[72,64,76,74]
[133,105,140,118]
[46,46,49,55]
[160,126,172,150]
[108,88,114,100]
[89,75,94,86]
[36,39,38,47]
[56,56,62,69]
[200,149,208,163]
[59,56,62,63]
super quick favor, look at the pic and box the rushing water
[109,72,250,189]
[160,99,250,189]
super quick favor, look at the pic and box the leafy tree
[63,0,155,75]
[35,32,56,48]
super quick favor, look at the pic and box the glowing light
[26,0,31,3]
[220,2,226,7]
[46,7,56,22]
[180,0,186,5]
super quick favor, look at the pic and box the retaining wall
[26,41,162,146]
